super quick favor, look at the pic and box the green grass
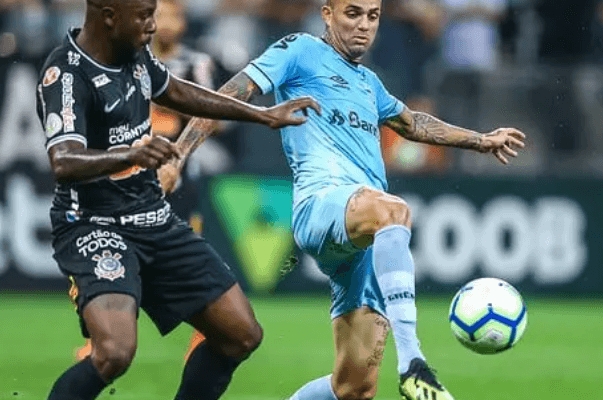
[0,294,601,399]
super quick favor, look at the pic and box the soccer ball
[448,277,528,355]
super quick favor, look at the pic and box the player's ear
[321,4,333,28]
[101,6,116,29]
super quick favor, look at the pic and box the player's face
[154,1,186,46]
[110,0,157,62]
[322,0,381,61]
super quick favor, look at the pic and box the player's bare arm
[158,71,309,194]
[48,137,179,183]
[384,107,526,165]
[174,72,260,161]
[153,74,320,129]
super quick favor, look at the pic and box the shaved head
[80,0,157,65]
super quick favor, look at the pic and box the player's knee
[332,378,377,400]
[361,198,412,235]
[221,321,263,360]
[93,338,136,380]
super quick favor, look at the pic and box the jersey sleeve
[143,45,170,99]
[242,33,307,95]
[370,72,405,124]
[37,66,92,151]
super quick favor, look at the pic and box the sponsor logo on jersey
[108,119,151,144]
[61,73,76,132]
[92,73,111,88]
[76,230,128,257]
[89,216,117,226]
[42,66,61,87]
[328,108,378,138]
[45,113,63,138]
[65,210,82,223]
[118,203,172,227]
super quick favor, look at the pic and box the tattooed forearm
[170,72,260,169]
[385,110,484,151]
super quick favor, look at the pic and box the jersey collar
[67,28,122,73]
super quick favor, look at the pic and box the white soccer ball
[448,277,528,355]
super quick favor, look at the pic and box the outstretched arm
[173,72,260,163]
[383,107,526,164]
[157,72,260,193]
[154,73,310,128]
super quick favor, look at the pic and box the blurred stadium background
[0,0,602,398]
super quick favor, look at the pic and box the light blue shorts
[292,185,386,319]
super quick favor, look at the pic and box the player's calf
[48,294,137,400]
[332,378,378,400]
[330,308,388,400]
[175,284,263,400]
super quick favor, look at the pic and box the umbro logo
[104,99,120,113]
[329,75,350,89]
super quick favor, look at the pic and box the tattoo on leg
[367,316,390,367]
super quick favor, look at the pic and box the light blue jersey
[243,34,405,319]
[243,33,404,208]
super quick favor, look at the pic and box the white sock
[373,225,425,374]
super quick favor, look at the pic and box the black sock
[175,342,242,400]
[47,357,107,400]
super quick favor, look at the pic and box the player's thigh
[292,184,365,274]
[331,306,389,399]
[345,186,410,248]
[189,283,262,356]
[83,293,138,359]
[142,219,257,344]
[53,223,142,338]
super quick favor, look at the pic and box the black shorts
[52,214,237,337]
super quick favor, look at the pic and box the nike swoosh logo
[104,99,121,113]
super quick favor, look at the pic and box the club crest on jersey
[43,66,61,87]
[134,64,151,100]
[92,250,125,281]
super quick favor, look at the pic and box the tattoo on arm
[385,110,484,151]
[171,72,260,169]
[220,72,259,100]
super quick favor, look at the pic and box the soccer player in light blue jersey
[163,0,526,399]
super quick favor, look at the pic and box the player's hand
[263,96,321,129]
[127,136,180,170]
[479,128,526,165]
[157,163,180,194]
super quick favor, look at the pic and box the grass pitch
[0,294,600,399]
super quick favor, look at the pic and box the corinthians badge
[92,250,125,281]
